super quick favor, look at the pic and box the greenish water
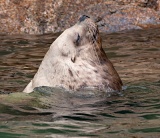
[0,28,160,138]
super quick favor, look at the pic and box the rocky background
[0,0,160,34]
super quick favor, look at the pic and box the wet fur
[23,18,122,93]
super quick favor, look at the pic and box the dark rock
[0,0,160,34]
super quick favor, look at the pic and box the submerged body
[23,15,123,93]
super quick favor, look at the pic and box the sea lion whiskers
[88,28,101,65]
[88,26,107,65]
[93,39,102,65]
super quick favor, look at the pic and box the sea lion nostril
[79,15,90,22]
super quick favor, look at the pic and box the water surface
[0,28,160,138]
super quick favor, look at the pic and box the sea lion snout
[79,15,90,22]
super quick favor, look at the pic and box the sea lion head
[23,15,123,93]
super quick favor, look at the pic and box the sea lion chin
[23,15,123,93]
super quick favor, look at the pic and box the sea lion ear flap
[71,56,76,63]
[69,42,77,63]
[71,51,76,63]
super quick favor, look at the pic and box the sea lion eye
[75,34,80,46]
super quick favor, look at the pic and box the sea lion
[23,15,123,93]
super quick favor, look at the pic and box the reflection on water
[0,28,160,137]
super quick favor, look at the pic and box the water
[0,28,160,138]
